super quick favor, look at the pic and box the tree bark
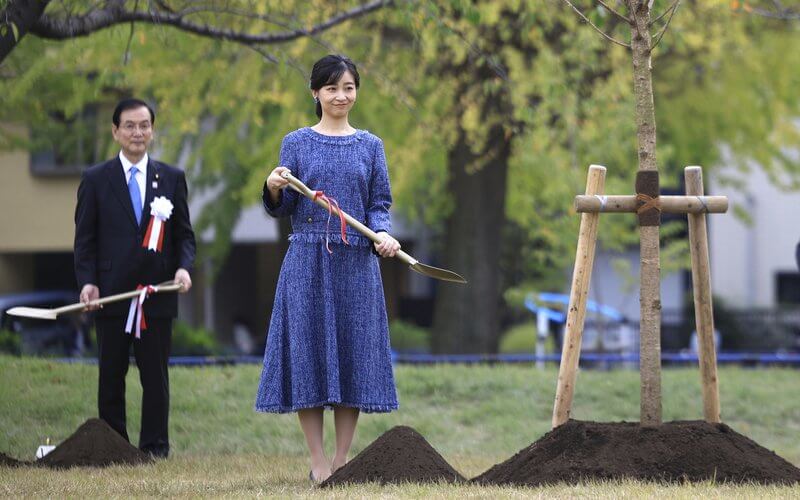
[430,124,510,354]
[0,0,51,64]
[629,0,662,426]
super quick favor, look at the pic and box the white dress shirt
[119,151,148,208]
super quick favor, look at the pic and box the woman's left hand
[374,232,401,258]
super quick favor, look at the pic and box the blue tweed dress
[255,127,398,413]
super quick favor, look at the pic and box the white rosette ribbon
[142,196,174,252]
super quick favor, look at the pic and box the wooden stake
[685,166,721,423]
[552,165,606,428]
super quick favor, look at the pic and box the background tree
[343,1,800,354]
[351,2,629,353]
[1,1,798,356]
[560,0,800,424]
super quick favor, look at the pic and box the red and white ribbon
[313,190,349,254]
[124,285,157,339]
[142,196,173,252]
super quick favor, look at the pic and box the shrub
[171,321,220,356]
[499,321,556,354]
[0,329,21,355]
[389,320,430,353]
[499,321,537,353]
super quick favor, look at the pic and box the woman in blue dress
[255,55,400,483]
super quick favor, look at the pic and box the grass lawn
[1,355,798,497]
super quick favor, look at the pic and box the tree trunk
[629,0,662,426]
[431,124,510,354]
[0,0,51,64]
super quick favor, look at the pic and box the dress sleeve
[263,135,300,218]
[366,138,392,234]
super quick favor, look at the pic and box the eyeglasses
[120,122,152,133]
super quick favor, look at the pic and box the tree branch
[651,0,680,50]
[166,5,298,31]
[30,0,394,44]
[649,0,679,25]
[735,1,800,20]
[561,0,631,49]
[0,0,52,63]
[245,44,279,65]
[122,13,134,64]
[596,0,632,23]
[152,0,174,14]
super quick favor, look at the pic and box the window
[29,103,112,176]
[776,272,800,305]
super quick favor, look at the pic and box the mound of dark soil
[37,418,151,469]
[0,452,27,467]
[473,419,800,486]
[321,425,464,487]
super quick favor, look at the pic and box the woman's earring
[313,96,319,103]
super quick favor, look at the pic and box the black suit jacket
[74,156,196,318]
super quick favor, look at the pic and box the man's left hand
[174,268,192,292]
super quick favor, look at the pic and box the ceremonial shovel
[6,282,183,320]
[281,171,467,284]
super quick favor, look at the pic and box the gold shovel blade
[409,262,467,284]
[6,306,58,320]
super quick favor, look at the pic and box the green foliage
[0,329,20,355]
[1,0,799,292]
[171,321,219,356]
[499,321,544,354]
[653,3,800,188]
[389,319,430,352]
[0,21,19,42]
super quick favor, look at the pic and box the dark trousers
[96,316,172,457]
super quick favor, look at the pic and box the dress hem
[254,399,398,414]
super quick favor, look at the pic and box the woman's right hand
[267,166,291,193]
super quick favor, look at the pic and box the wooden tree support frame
[552,164,725,428]
[552,165,606,428]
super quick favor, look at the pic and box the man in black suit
[74,98,196,458]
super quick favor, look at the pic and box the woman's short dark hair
[309,55,360,118]
[112,98,156,127]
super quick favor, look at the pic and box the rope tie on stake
[594,195,608,212]
[696,196,709,213]
[635,194,661,214]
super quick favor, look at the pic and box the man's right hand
[80,284,102,311]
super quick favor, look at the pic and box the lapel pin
[152,181,158,189]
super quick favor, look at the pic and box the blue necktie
[128,166,142,224]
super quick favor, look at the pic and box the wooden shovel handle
[57,281,183,315]
[280,171,417,266]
